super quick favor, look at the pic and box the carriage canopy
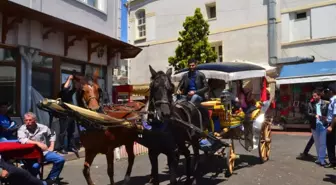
[172,62,266,82]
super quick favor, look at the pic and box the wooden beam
[87,41,105,62]
[1,15,23,43]
[42,27,57,40]
[64,33,83,56]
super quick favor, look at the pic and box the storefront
[0,1,142,117]
[130,84,149,103]
[274,60,336,130]
[112,85,132,104]
[0,45,20,116]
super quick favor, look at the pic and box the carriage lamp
[220,89,233,122]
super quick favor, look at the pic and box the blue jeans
[0,137,19,143]
[311,128,327,164]
[29,151,65,180]
[178,94,203,104]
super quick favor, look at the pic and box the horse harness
[148,92,204,140]
[171,100,204,139]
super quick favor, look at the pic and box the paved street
[46,133,335,185]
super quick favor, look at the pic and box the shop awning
[276,61,336,85]
[131,84,150,96]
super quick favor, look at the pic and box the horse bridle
[82,96,98,109]
[149,97,171,121]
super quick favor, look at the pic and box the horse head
[72,69,101,111]
[148,65,174,121]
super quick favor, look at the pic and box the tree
[168,8,217,70]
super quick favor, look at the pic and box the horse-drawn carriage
[171,62,273,176]
[36,61,273,184]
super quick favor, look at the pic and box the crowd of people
[297,84,336,169]
[0,112,65,185]
[0,74,83,185]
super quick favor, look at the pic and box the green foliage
[168,8,217,70]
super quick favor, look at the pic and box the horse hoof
[184,180,193,185]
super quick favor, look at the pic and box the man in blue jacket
[307,89,329,166]
[176,59,209,104]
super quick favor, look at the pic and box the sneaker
[324,163,336,168]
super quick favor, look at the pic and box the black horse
[143,65,209,185]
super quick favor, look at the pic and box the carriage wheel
[225,139,236,177]
[258,121,272,163]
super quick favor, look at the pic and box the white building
[127,0,336,85]
[0,0,141,116]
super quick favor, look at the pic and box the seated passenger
[17,112,65,181]
[176,59,209,105]
[0,154,57,185]
[236,80,248,112]
[0,102,18,142]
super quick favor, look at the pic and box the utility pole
[266,0,315,67]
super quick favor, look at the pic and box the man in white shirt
[17,112,65,181]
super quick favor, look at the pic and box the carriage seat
[103,101,146,120]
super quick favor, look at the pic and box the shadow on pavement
[323,174,336,184]
[158,153,263,184]
[234,154,263,171]
[114,174,172,185]
[295,154,316,163]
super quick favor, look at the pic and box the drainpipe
[267,0,277,67]
[267,0,315,67]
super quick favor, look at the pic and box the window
[218,45,223,62]
[136,10,146,39]
[206,3,216,19]
[32,55,54,98]
[295,12,307,20]
[211,43,223,62]
[289,10,311,41]
[87,0,97,7]
[0,47,19,115]
[77,0,106,12]
[32,71,53,98]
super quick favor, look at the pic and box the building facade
[0,0,141,117]
[127,0,336,85]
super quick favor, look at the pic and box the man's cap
[328,82,336,93]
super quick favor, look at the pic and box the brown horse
[71,71,144,185]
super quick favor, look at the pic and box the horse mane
[150,70,174,91]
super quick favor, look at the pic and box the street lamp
[97,45,105,58]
